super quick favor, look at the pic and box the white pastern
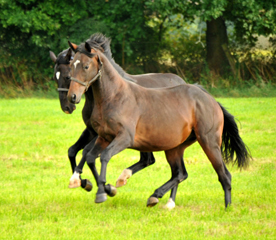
[56,71,60,80]
[68,171,81,188]
[165,198,175,210]
[74,60,80,69]
[116,169,132,187]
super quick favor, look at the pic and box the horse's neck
[92,54,126,104]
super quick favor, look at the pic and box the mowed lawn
[0,97,275,240]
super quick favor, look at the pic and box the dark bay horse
[50,48,97,191]
[67,41,251,208]
[50,33,186,208]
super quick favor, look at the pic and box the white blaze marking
[74,60,80,69]
[56,71,60,80]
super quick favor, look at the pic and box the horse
[50,33,187,208]
[66,41,251,208]
[50,48,98,192]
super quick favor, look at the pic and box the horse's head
[67,41,102,104]
[49,49,76,114]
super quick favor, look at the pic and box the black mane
[85,33,131,80]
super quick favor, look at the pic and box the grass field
[0,97,275,240]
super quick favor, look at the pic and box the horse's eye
[84,65,89,70]
[66,76,70,80]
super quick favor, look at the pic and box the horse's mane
[85,33,133,81]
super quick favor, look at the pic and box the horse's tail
[193,83,252,168]
[218,103,252,169]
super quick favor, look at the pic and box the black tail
[219,103,252,169]
[193,83,252,168]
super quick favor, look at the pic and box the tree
[146,0,276,78]
[0,0,153,85]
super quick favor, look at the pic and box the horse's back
[127,73,185,88]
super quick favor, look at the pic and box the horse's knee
[100,152,111,164]
[86,152,96,165]
[68,146,77,159]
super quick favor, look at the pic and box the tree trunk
[206,17,230,76]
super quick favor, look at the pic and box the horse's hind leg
[147,146,187,207]
[116,152,155,187]
[164,138,196,209]
[197,135,232,208]
[164,157,189,210]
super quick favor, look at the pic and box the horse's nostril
[71,94,76,103]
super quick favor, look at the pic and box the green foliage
[148,0,276,44]
[160,15,206,81]
[1,0,276,89]
[146,0,276,80]
[0,0,153,87]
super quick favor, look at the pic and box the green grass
[0,98,275,240]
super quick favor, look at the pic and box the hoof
[82,179,93,192]
[116,169,132,188]
[105,184,117,197]
[147,197,159,207]
[165,198,175,210]
[68,172,81,188]
[95,193,107,203]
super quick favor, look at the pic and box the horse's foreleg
[69,137,98,191]
[68,129,95,190]
[116,152,155,187]
[93,134,132,203]
[68,128,92,173]
[85,137,118,199]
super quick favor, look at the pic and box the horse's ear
[85,42,91,53]
[49,51,57,63]
[65,48,72,62]
[68,41,78,52]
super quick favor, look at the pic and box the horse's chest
[91,113,117,142]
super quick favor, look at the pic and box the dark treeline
[1,0,276,92]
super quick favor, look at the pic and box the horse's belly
[133,114,192,151]
[132,133,185,152]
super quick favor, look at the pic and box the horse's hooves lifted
[104,184,117,197]
[95,193,107,203]
[82,179,93,192]
[147,197,159,207]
